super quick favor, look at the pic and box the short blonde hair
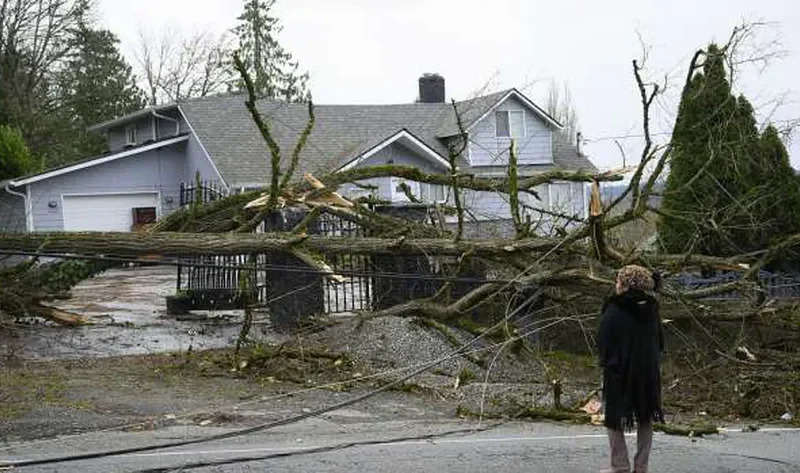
[617,265,655,292]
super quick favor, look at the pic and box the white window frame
[495,110,526,139]
[549,182,573,215]
[548,182,587,220]
[572,182,587,217]
[495,111,510,138]
[347,186,374,201]
[419,182,447,204]
[125,125,137,146]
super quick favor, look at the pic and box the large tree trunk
[0,231,769,270]
[0,231,564,258]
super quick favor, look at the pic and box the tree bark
[299,165,623,199]
[0,231,774,271]
[0,231,563,258]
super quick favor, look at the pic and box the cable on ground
[0,292,540,469]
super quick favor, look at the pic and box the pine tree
[56,25,146,161]
[659,43,800,256]
[232,0,310,102]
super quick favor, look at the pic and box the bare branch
[134,26,232,104]
[233,52,282,209]
[280,100,315,190]
[448,99,468,241]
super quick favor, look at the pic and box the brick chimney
[418,73,445,103]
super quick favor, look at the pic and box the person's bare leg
[604,428,631,473]
[634,421,653,472]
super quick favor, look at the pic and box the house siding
[186,132,224,187]
[461,190,512,220]
[28,142,188,231]
[0,189,26,232]
[468,96,553,167]
[107,113,188,152]
[328,138,583,232]
[460,184,550,222]
[155,109,186,139]
[458,181,588,236]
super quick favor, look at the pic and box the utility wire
[5,312,582,472]
[132,312,590,472]
[0,291,540,469]
[0,211,573,468]
[0,308,589,458]
[134,426,500,473]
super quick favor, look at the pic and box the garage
[62,193,160,232]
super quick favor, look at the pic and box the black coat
[598,290,665,431]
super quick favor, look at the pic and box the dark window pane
[496,111,510,137]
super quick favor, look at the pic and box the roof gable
[440,89,562,139]
[435,89,562,138]
[338,129,451,172]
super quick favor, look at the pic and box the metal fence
[175,209,387,321]
[171,184,546,332]
[179,181,228,207]
[670,271,800,300]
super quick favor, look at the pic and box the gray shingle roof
[179,91,596,186]
[552,139,599,174]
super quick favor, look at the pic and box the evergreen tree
[754,125,800,246]
[56,25,146,161]
[659,43,800,256]
[0,125,42,180]
[232,0,310,102]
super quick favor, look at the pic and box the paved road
[2,419,798,472]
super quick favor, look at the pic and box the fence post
[176,258,182,292]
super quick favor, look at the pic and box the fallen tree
[2,27,798,323]
[0,24,797,425]
[0,231,574,259]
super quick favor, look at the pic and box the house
[0,74,597,235]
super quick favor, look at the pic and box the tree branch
[233,52,282,209]
[280,100,315,190]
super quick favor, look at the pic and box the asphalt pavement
[1,418,798,472]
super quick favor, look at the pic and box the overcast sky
[97,0,800,171]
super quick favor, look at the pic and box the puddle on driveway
[4,266,285,360]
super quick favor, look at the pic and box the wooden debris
[244,173,354,211]
[589,181,603,218]
[30,305,90,326]
[654,423,719,437]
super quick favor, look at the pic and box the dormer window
[125,125,137,146]
[495,110,525,139]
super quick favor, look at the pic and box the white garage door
[62,193,159,232]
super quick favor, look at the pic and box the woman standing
[598,265,664,473]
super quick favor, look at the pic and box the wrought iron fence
[670,271,800,300]
[172,205,535,331]
[175,210,376,319]
[179,181,228,207]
